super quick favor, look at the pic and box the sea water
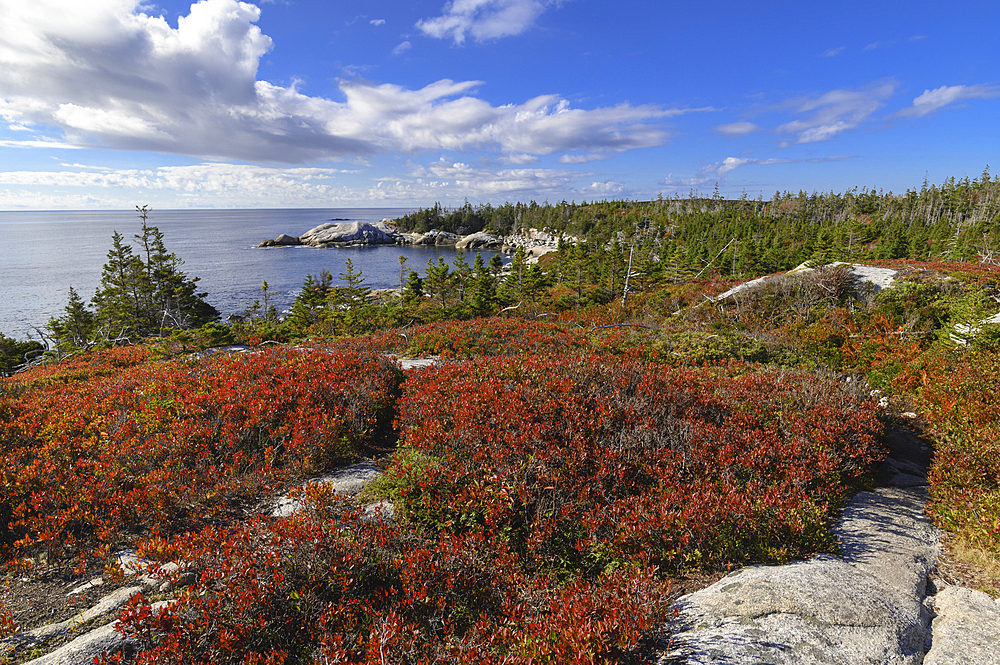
[0,208,503,339]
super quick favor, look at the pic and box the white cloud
[558,153,604,164]
[370,18,385,26]
[715,121,760,136]
[897,84,1000,118]
[499,153,539,165]
[776,83,896,143]
[0,160,620,207]
[0,163,349,192]
[408,156,603,198]
[392,41,412,55]
[664,155,854,190]
[823,47,845,57]
[0,0,674,163]
[0,138,83,149]
[416,0,562,45]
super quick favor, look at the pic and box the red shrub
[391,356,882,572]
[0,347,401,566]
[894,347,1000,553]
[111,490,669,664]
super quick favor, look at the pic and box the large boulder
[298,221,402,247]
[712,262,899,302]
[456,232,502,249]
[257,233,301,247]
[923,584,1000,665]
[412,229,461,246]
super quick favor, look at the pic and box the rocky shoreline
[257,219,566,259]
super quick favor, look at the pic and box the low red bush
[894,347,1000,554]
[392,355,882,573]
[110,489,669,664]
[1,347,401,567]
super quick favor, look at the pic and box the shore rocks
[258,222,566,253]
[258,221,403,248]
[412,229,461,246]
[257,233,301,247]
[455,232,502,249]
[660,485,939,664]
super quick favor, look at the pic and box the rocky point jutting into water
[258,220,567,256]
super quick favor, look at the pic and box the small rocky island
[258,220,403,248]
[258,220,551,253]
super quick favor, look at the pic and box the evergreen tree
[402,269,424,306]
[0,333,44,376]
[47,287,96,354]
[468,253,496,315]
[289,270,333,329]
[88,207,218,340]
[451,251,472,303]
[92,230,144,339]
[424,257,452,308]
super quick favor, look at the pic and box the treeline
[4,169,1000,370]
[395,167,1000,276]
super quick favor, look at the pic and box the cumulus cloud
[370,18,385,26]
[392,41,412,55]
[416,0,562,45]
[0,0,675,163]
[715,121,760,136]
[664,155,853,189]
[896,84,1000,118]
[776,82,896,144]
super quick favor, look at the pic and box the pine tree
[402,270,424,305]
[468,253,496,315]
[424,257,452,308]
[289,270,333,329]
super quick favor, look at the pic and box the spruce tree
[92,230,144,339]
[89,207,218,341]
[47,286,96,354]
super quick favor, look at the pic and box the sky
[0,0,997,210]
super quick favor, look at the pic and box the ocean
[0,208,504,340]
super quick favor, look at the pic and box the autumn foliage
[893,347,1000,555]
[1,316,889,663]
[0,346,401,566]
[391,355,882,573]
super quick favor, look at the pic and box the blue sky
[0,0,997,209]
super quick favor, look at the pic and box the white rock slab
[270,459,385,518]
[660,486,938,664]
[923,584,1000,665]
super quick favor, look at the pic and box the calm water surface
[0,208,503,339]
